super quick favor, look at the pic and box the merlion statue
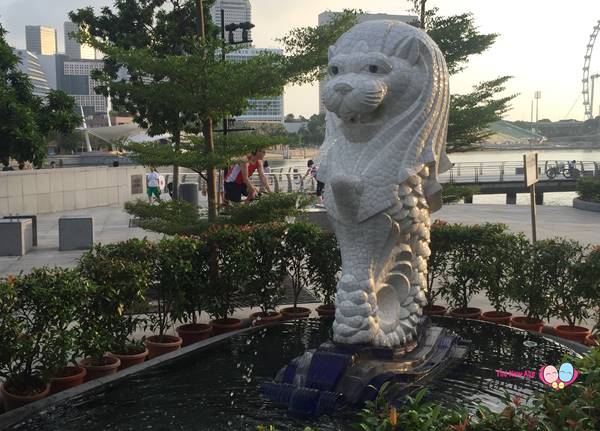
[262,22,461,414]
[319,20,451,347]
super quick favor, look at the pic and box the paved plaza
[1,203,598,278]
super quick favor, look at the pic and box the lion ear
[395,37,420,65]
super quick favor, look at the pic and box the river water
[269,148,600,206]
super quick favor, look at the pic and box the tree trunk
[172,131,180,200]
[420,0,427,29]
[203,119,218,222]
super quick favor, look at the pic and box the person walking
[146,166,161,203]
[302,160,324,203]
[224,149,272,203]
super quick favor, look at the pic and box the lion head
[319,20,451,220]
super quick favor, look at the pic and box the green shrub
[439,223,507,310]
[0,269,91,394]
[78,241,152,354]
[221,192,313,225]
[426,220,454,307]
[307,230,341,307]
[245,223,288,316]
[125,199,208,235]
[285,222,322,310]
[201,225,252,321]
[478,231,528,312]
[576,176,600,203]
[441,182,478,204]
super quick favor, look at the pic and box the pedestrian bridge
[161,159,600,205]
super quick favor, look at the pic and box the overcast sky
[2,0,600,121]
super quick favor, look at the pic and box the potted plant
[423,220,452,316]
[281,222,322,319]
[246,223,287,325]
[0,269,86,410]
[170,236,212,346]
[307,229,341,317]
[553,242,598,343]
[479,231,526,325]
[78,241,151,368]
[509,240,554,332]
[440,224,499,319]
[202,225,251,334]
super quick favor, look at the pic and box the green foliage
[447,76,516,152]
[426,220,453,307]
[576,177,600,203]
[544,239,592,327]
[510,239,560,322]
[0,269,89,393]
[125,199,209,235]
[353,346,600,430]
[201,225,252,321]
[78,241,152,356]
[442,183,478,204]
[245,224,288,315]
[299,113,326,146]
[222,192,313,226]
[439,223,507,310]
[478,231,528,312]
[0,25,80,166]
[307,230,341,307]
[284,222,322,310]
[79,239,156,354]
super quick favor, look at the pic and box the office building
[25,25,57,55]
[226,48,284,123]
[210,0,252,42]
[62,59,107,114]
[317,12,417,113]
[64,22,96,60]
[12,49,51,96]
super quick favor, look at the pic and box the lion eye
[369,65,379,73]
[330,66,339,75]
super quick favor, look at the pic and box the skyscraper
[210,0,252,42]
[64,22,96,60]
[12,49,52,97]
[25,25,57,55]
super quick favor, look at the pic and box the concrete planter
[573,197,600,212]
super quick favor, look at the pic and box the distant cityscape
[11,0,285,127]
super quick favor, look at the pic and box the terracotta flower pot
[176,323,213,346]
[481,311,513,325]
[316,304,336,318]
[585,334,599,347]
[281,306,312,320]
[449,307,482,319]
[79,356,121,381]
[146,335,183,359]
[210,318,243,335]
[510,316,544,332]
[109,347,149,370]
[250,311,283,326]
[1,380,50,412]
[555,325,592,344]
[422,305,447,316]
[50,366,87,394]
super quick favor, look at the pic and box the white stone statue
[319,20,451,347]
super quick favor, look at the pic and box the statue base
[261,318,466,416]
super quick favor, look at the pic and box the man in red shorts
[224,149,272,203]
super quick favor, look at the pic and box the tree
[299,113,325,145]
[0,25,81,167]
[411,2,516,152]
[71,1,357,220]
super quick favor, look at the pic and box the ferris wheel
[582,20,600,120]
